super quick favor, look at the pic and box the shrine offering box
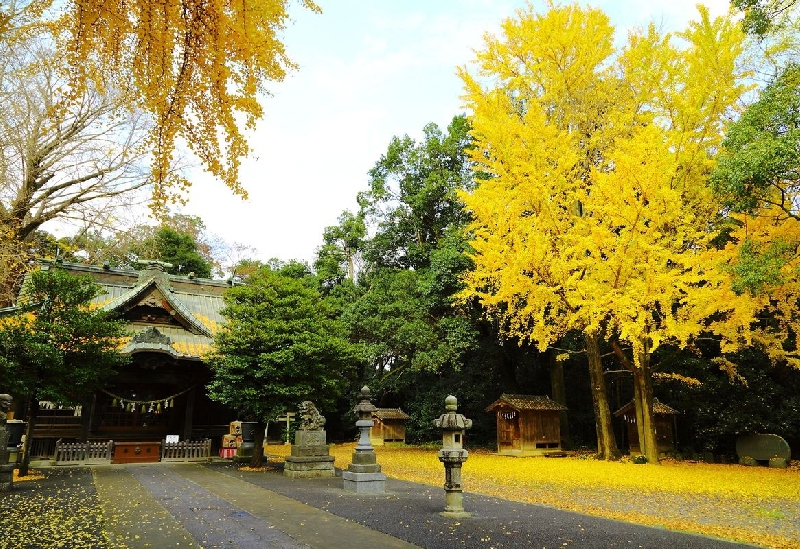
[112,441,161,464]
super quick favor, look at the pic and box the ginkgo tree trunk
[458,5,749,463]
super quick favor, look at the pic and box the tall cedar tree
[458,5,751,463]
[0,267,128,474]
[344,117,480,409]
[206,262,357,467]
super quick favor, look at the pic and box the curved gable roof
[102,276,213,337]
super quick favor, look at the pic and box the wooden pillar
[183,387,196,441]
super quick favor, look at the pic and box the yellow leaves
[459,3,753,356]
[258,443,800,547]
[12,468,45,482]
[193,312,221,334]
[57,0,321,213]
[1,468,123,549]
[652,372,702,387]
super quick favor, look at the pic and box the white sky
[177,0,733,267]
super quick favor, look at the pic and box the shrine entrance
[497,410,521,451]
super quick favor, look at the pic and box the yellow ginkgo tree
[459,4,752,463]
[3,0,319,211]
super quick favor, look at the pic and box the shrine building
[21,259,237,459]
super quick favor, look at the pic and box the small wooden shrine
[370,408,411,445]
[485,394,567,456]
[614,398,680,454]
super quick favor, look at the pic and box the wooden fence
[160,438,212,462]
[54,440,113,465]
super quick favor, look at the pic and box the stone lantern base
[0,463,14,492]
[342,470,386,493]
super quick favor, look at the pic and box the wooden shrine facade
[485,394,567,456]
[614,398,680,455]
[25,259,237,458]
[370,408,411,445]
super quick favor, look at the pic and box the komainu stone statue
[298,400,326,431]
[0,394,11,422]
[284,400,334,478]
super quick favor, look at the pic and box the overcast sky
[177,0,733,267]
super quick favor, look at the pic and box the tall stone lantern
[0,394,15,492]
[434,395,472,517]
[343,386,386,493]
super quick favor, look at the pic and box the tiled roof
[101,276,217,337]
[485,393,568,412]
[614,398,680,417]
[42,260,227,360]
[373,408,411,420]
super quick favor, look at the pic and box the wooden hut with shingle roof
[485,394,567,456]
[370,408,411,445]
[614,398,680,454]
[26,259,236,458]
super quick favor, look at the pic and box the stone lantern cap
[434,395,473,431]
[353,386,377,416]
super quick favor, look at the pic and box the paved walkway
[86,462,759,549]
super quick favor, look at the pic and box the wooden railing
[54,440,114,465]
[160,438,212,462]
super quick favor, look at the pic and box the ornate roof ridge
[102,277,213,337]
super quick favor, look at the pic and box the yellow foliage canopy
[46,0,320,210]
[458,5,758,364]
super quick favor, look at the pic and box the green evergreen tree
[0,267,128,475]
[206,261,358,466]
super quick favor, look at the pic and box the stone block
[350,452,377,466]
[739,455,757,466]
[346,463,381,474]
[283,455,336,478]
[291,444,330,457]
[0,463,14,492]
[295,430,327,447]
[342,470,386,493]
[769,456,789,468]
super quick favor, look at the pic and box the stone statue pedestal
[283,430,335,478]
[342,462,386,493]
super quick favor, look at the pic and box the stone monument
[343,386,386,493]
[0,394,16,492]
[434,395,472,517]
[736,433,792,468]
[283,401,335,478]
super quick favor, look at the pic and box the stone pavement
[83,462,761,549]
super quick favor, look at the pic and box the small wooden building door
[498,410,521,451]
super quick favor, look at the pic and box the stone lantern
[0,394,14,492]
[433,395,472,517]
[343,386,386,493]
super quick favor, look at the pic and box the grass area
[266,443,800,549]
